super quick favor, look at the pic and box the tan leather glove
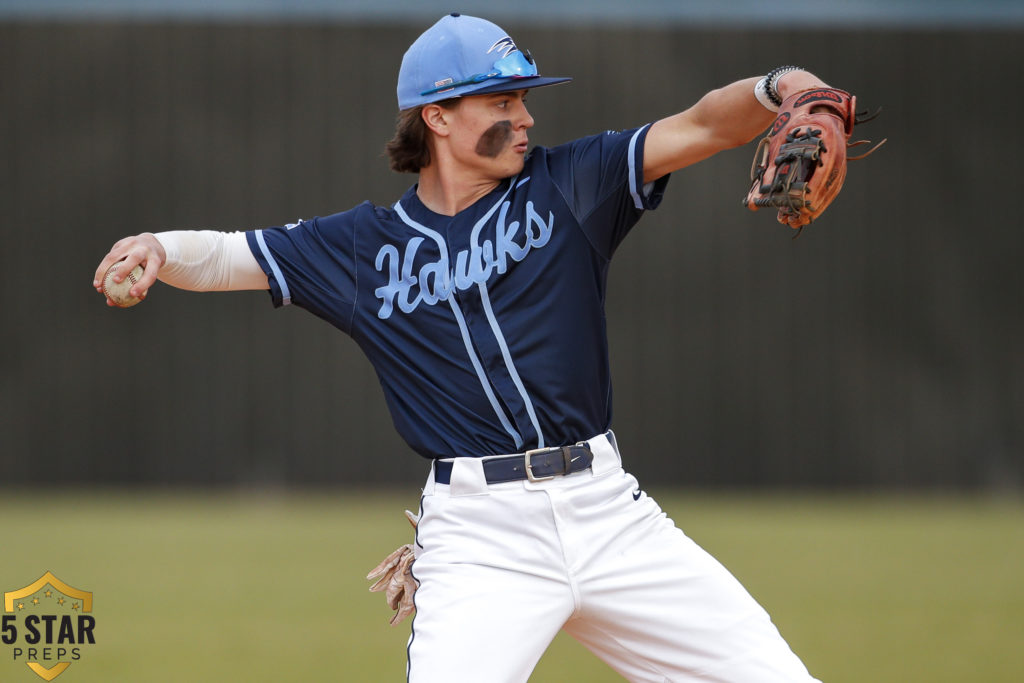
[366,509,419,626]
[745,87,884,231]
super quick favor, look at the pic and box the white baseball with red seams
[102,261,143,307]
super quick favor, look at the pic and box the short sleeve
[246,212,358,333]
[544,124,670,259]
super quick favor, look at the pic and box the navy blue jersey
[246,125,669,459]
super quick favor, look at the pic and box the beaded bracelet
[764,65,803,107]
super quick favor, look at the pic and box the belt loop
[449,457,490,496]
[605,429,620,458]
[588,432,621,476]
[423,462,437,495]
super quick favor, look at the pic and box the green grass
[0,489,1021,682]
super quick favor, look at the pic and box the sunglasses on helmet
[420,50,538,96]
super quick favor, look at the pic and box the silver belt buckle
[524,447,560,482]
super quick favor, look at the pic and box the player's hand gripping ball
[745,87,885,230]
[102,260,145,307]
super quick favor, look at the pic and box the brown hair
[384,99,459,174]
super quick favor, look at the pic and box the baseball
[102,261,145,308]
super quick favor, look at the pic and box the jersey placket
[445,195,545,451]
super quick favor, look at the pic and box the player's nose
[522,107,534,129]
[516,101,534,129]
[510,93,534,129]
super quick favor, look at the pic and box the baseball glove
[745,87,884,231]
[366,509,419,626]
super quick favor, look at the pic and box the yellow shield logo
[3,572,95,681]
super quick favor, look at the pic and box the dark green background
[1,21,1021,489]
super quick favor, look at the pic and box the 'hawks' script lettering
[374,200,554,319]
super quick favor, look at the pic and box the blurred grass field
[0,488,1021,682]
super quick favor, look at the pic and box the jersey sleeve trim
[627,123,669,211]
[252,229,292,306]
[627,125,648,210]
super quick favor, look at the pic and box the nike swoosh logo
[632,489,642,501]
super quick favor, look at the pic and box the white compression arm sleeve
[154,230,269,291]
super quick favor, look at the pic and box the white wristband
[753,77,779,113]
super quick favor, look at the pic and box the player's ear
[421,103,453,137]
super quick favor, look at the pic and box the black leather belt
[433,444,594,485]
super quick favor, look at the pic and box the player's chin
[503,149,528,174]
[484,149,527,181]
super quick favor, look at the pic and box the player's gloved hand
[366,509,419,626]
[744,87,884,231]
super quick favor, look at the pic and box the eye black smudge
[475,120,514,158]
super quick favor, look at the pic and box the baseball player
[94,14,830,682]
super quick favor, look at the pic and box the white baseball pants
[406,432,820,683]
